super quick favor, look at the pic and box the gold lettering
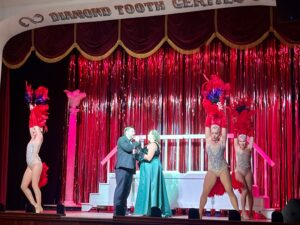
[71,10,85,19]
[49,12,59,22]
[124,4,135,14]
[183,0,194,7]
[101,7,112,16]
[64,11,76,19]
[83,9,93,18]
[153,1,166,10]
[135,3,145,13]
[144,2,155,11]
[114,5,124,15]
[193,0,207,7]
[58,12,67,20]
[91,8,102,17]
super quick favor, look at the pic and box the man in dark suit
[113,126,140,216]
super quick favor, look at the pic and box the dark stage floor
[0,209,281,225]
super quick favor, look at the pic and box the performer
[113,126,141,216]
[134,130,172,217]
[199,75,239,219]
[21,82,49,213]
[231,98,254,219]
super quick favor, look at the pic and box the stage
[0,209,290,225]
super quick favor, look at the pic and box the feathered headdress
[202,75,230,127]
[231,97,254,138]
[25,82,49,130]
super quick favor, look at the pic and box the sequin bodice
[26,142,41,167]
[235,149,251,173]
[206,144,228,173]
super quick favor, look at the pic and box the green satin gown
[134,146,172,217]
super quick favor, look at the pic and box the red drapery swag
[64,39,299,208]
[3,6,300,68]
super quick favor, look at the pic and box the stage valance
[3,6,300,69]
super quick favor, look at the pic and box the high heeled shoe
[35,205,43,214]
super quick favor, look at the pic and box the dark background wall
[6,52,69,209]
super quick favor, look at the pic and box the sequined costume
[206,144,228,176]
[235,148,251,176]
[26,142,41,168]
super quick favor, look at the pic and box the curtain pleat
[76,20,119,57]
[216,7,270,45]
[120,16,165,54]
[34,24,75,61]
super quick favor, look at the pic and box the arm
[247,136,254,150]
[29,127,34,138]
[143,143,157,161]
[205,126,211,141]
[118,136,140,153]
[33,131,43,152]
[234,137,239,150]
[218,102,227,144]
[220,127,227,144]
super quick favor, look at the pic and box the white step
[81,203,93,211]
[84,172,271,213]
[261,208,279,220]
[253,195,270,212]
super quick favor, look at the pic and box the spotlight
[150,207,162,217]
[188,208,200,219]
[271,211,284,223]
[56,204,66,216]
[228,210,241,221]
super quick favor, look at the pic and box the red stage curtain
[3,7,300,68]
[65,39,299,208]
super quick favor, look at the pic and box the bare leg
[31,163,43,213]
[199,171,217,219]
[21,167,37,208]
[245,171,254,218]
[220,169,239,211]
[235,171,249,219]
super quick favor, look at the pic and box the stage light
[0,203,5,212]
[228,210,241,221]
[188,208,199,219]
[282,199,300,223]
[271,211,283,223]
[150,207,162,217]
[56,204,66,216]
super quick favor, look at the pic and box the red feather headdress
[202,75,230,127]
[231,97,254,137]
[25,82,49,130]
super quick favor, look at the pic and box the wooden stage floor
[0,209,290,225]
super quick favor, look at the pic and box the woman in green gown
[134,130,172,217]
